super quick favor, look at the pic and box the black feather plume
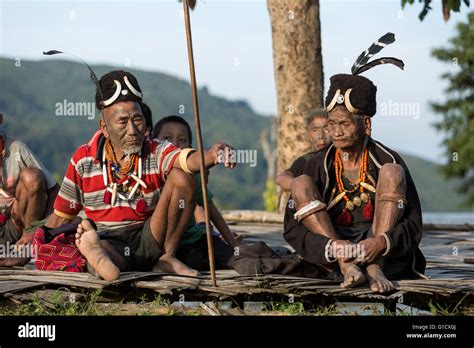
[42,50,103,99]
[43,50,63,56]
[355,57,405,75]
[351,32,396,75]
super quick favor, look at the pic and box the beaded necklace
[331,148,376,226]
[102,138,148,213]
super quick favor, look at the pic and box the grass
[0,291,210,316]
[427,301,462,316]
[0,289,105,316]
[0,291,470,316]
[264,301,340,315]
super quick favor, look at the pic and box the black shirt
[287,151,318,177]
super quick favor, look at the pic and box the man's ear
[364,116,372,136]
[99,114,109,138]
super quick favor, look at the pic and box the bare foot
[339,261,366,288]
[366,263,394,293]
[153,256,200,277]
[75,219,120,281]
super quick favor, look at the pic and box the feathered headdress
[43,50,143,110]
[326,33,404,117]
[43,50,104,101]
[351,32,404,75]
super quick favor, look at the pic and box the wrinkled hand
[331,239,359,262]
[0,241,32,267]
[0,256,30,267]
[0,233,35,267]
[210,143,236,169]
[355,236,386,265]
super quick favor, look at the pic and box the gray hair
[305,109,328,128]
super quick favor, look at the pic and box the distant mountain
[0,57,469,211]
[399,153,468,212]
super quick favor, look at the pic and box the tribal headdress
[325,32,404,117]
[94,70,143,110]
[43,50,143,110]
[43,51,149,209]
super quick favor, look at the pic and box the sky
[0,0,470,162]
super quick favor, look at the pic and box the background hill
[0,57,469,211]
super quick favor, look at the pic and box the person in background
[0,113,59,267]
[276,109,331,193]
[153,115,239,271]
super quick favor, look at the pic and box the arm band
[178,148,197,174]
[380,232,392,257]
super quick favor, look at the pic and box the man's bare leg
[75,219,120,281]
[291,175,365,288]
[0,174,56,267]
[290,175,339,240]
[100,240,128,271]
[11,168,48,237]
[366,163,407,293]
[150,168,199,276]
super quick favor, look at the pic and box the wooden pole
[182,0,217,287]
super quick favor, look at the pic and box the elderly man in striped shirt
[46,70,236,280]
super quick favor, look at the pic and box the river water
[423,212,474,224]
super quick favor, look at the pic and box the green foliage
[430,12,474,207]
[402,0,470,21]
[264,301,340,315]
[401,153,468,211]
[428,300,462,316]
[262,179,278,212]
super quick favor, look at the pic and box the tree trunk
[267,0,324,212]
[260,117,278,182]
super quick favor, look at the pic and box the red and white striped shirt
[54,130,181,231]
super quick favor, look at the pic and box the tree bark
[267,0,324,212]
[260,118,278,182]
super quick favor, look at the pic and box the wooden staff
[182,0,217,287]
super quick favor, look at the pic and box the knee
[19,168,46,193]
[167,168,197,200]
[379,164,406,191]
[290,175,312,196]
[291,174,315,201]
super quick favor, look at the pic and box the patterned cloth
[54,130,181,232]
[33,226,87,272]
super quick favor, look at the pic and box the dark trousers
[176,235,234,271]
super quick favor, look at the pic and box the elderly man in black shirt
[284,33,425,293]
